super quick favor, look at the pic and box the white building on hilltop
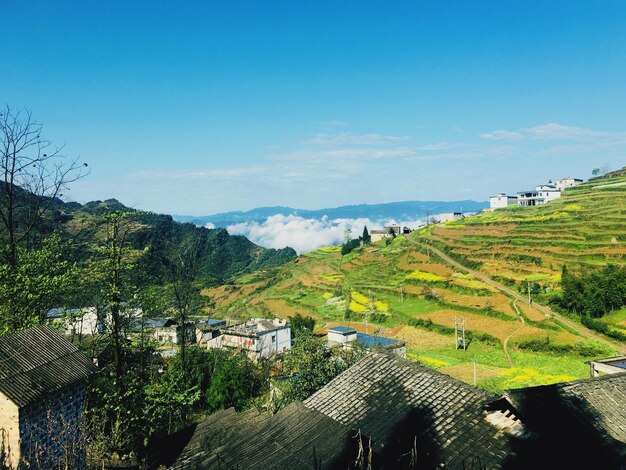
[517,183,562,206]
[436,212,464,223]
[555,177,583,192]
[489,193,518,210]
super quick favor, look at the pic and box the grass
[201,173,626,392]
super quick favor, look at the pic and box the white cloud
[523,123,603,140]
[322,120,349,127]
[226,215,425,254]
[131,166,263,180]
[479,130,524,140]
[480,123,626,142]
[204,222,215,229]
[304,132,408,146]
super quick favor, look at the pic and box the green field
[202,170,626,392]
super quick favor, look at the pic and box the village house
[46,306,144,337]
[587,355,626,377]
[195,319,227,347]
[327,326,406,357]
[131,318,196,346]
[207,318,291,359]
[436,212,464,223]
[555,176,583,191]
[46,307,101,336]
[514,177,583,207]
[489,193,518,210]
[0,326,96,469]
[370,224,404,243]
[517,183,562,206]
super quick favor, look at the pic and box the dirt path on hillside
[502,300,526,367]
[410,240,626,354]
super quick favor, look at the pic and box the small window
[272,335,276,343]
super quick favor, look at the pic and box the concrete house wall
[328,330,357,344]
[256,327,292,357]
[0,391,20,469]
[208,324,292,359]
[556,177,583,191]
[489,194,518,209]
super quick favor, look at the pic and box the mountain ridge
[173,199,488,227]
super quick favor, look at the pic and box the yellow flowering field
[405,270,446,282]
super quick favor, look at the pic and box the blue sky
[4,1,626,215]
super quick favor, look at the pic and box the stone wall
[19,383,87,469]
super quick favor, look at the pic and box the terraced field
[424,169,626,289]
[201,170,626,392]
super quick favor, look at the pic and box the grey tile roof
[168,353,626,469]
[500,372,626,468]
[304,352,510,468]
[0,325,96,407]
[169,403,355,470]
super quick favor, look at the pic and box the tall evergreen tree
[362,225,371,245]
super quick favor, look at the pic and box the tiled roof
[168,353,626,469]
[501,372,626,468]
[143,318,176,329]
[169,403,355,470]
[0,325,96,407]
[304,352,509,468]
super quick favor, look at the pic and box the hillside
[30,196,298,283]
[423,168,626,288]
[202,170,626,392]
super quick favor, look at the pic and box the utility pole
[455,316,466,350]
[527,281,532,307]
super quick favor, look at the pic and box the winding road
[412,240,626,355]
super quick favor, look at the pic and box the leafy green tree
[0,106,86,331]
[282,332,364,402]
[206,350,262,412]
[560,264,626,317]
[92,212,143,391]
[0,234,79,333]
[592,168,600,176]
[289,313,315,337]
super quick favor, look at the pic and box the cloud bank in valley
[226,214,425,254]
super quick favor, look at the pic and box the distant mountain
[173,200,488,227]
[10,192,297,282]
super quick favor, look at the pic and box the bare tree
[0,105,88,270]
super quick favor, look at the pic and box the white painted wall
[328,330,357,344]
[556,177,583,191]
[489,194,517,209]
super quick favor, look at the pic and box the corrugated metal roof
[0,325,96,407]
[355,333,400,347]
